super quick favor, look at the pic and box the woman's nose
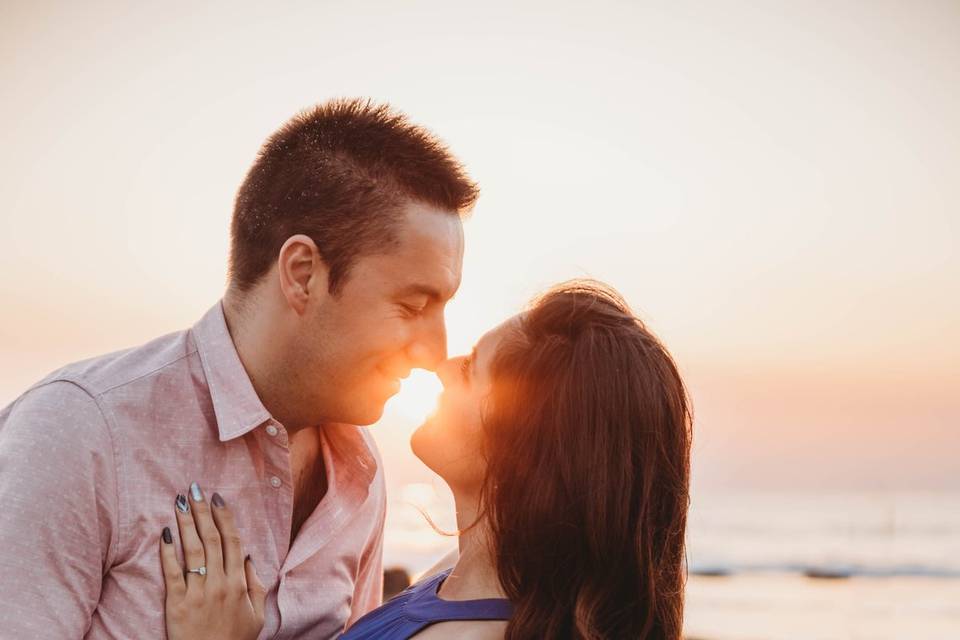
[435,356,460,388]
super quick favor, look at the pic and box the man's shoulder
[1,328,201,440]
[32,327,198,399]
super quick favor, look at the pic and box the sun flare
[385,369,444,423]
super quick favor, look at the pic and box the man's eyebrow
[397,283,454,302]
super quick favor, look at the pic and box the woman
[159,280,692,639]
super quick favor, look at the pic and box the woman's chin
[409,424,428,462]
[409,424,443,474]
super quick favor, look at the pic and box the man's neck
[437,492,506,601]
[223,293,329,542]
[222,292,303,430]
[289,425,327,543]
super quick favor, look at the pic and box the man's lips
[377,365,412,381]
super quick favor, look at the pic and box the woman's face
[410,315,520,495]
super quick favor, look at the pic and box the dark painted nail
[244,554,251,563]
[190,482,204,502]
[175,494,189,513]
[162,527,173,544]
[212,492,225,508]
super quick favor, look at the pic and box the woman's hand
[159,483,266,640]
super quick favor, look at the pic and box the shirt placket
[258,419,296,636]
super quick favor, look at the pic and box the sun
[385,369,444,423]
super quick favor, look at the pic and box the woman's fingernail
[162,527,173,544]
[190,482,204,502]
[212,492,225,508]
[175,494,189,513]
[245,554,253,566]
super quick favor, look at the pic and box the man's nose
[407,315,448,372]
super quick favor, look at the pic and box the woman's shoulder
[340,570,452,639]
[342,564,512,640]
[403,568,452,600]
[409,619,507,640]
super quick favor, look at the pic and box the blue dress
[340,569,513,639]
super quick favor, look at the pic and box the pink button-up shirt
[0,302,386,639]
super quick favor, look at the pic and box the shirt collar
[191,300,272,442]
[324,422,381,491]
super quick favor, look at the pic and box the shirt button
[269,476,282,488]
[266,424,279,437]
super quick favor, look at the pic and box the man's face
[298,201,464,426]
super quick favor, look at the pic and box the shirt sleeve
[0,381,119,639]
[345,492,385,628]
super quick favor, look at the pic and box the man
[0,98,478,638]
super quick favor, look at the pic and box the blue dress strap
[405,570,513,622]
[339,569,513,639]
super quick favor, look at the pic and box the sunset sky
[1,1,957,492]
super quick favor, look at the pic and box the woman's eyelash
[460,356,471,380]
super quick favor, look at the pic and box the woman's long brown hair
[480,281,692,639]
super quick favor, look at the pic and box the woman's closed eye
[459,355,472,381]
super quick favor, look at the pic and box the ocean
[382,485,960,639]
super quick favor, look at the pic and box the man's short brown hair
[229,98,479,294]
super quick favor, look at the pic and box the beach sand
[683,573,960,640]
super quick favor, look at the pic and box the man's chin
[346,404,386,427]
[337,380,399,426]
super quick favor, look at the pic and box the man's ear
[277,234,329,315]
